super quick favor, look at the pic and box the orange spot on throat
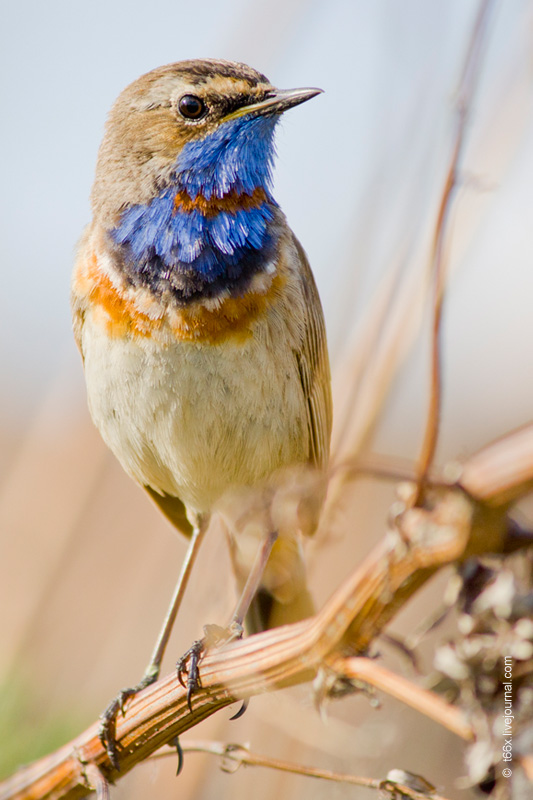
[173,186,268,217]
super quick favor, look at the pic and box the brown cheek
[140,109,188,159]
[142,108,221,160]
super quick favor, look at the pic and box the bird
[71,58,332,766]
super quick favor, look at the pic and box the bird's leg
[143,521,208,681]
[100,521,207,770]
[177,529,278,709]
[229,528,278,633]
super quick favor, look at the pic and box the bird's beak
[222,87,323,122]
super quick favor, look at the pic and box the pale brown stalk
[415,0,495,501]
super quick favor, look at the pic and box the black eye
[178,94,206,120]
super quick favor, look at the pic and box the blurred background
[1,1,533,797]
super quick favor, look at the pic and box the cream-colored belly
[81,319,309,515]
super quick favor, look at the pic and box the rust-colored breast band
[75,252,285,345]
[173,186,268,217]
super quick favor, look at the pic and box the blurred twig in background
[415,0,494,503]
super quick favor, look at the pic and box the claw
[169,736,184,776]
[99,694,125,771]
[98,676,156,770]
[177,639,205,711]
[229,699,248,720]
[177,623,245,713]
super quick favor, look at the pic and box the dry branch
[457,422,533,506]
[3,414,531,800]
[1,489,476,799]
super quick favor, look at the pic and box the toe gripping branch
[99,625,246,773]
[98,688,137,771]
[98,668,159,771]
[177,638,206,712]
[177,624,249,719]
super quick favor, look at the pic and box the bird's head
[92,59,321,223]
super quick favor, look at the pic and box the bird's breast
[72,230,310,513]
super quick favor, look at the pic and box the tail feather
[245,580,315,635]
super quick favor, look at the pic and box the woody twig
[3,417,532,800]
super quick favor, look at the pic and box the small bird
[72,58,331,763]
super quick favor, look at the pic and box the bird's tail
[245,582,315,634]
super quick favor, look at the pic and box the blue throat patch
[110,114,282,303]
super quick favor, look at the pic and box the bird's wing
[292,235,333,470]
[144,485,194,538]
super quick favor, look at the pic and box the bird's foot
[99,667,159,770]
[177,621,244,712]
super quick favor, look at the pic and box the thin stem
[151,740,453,800]
[415,0,495,503]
